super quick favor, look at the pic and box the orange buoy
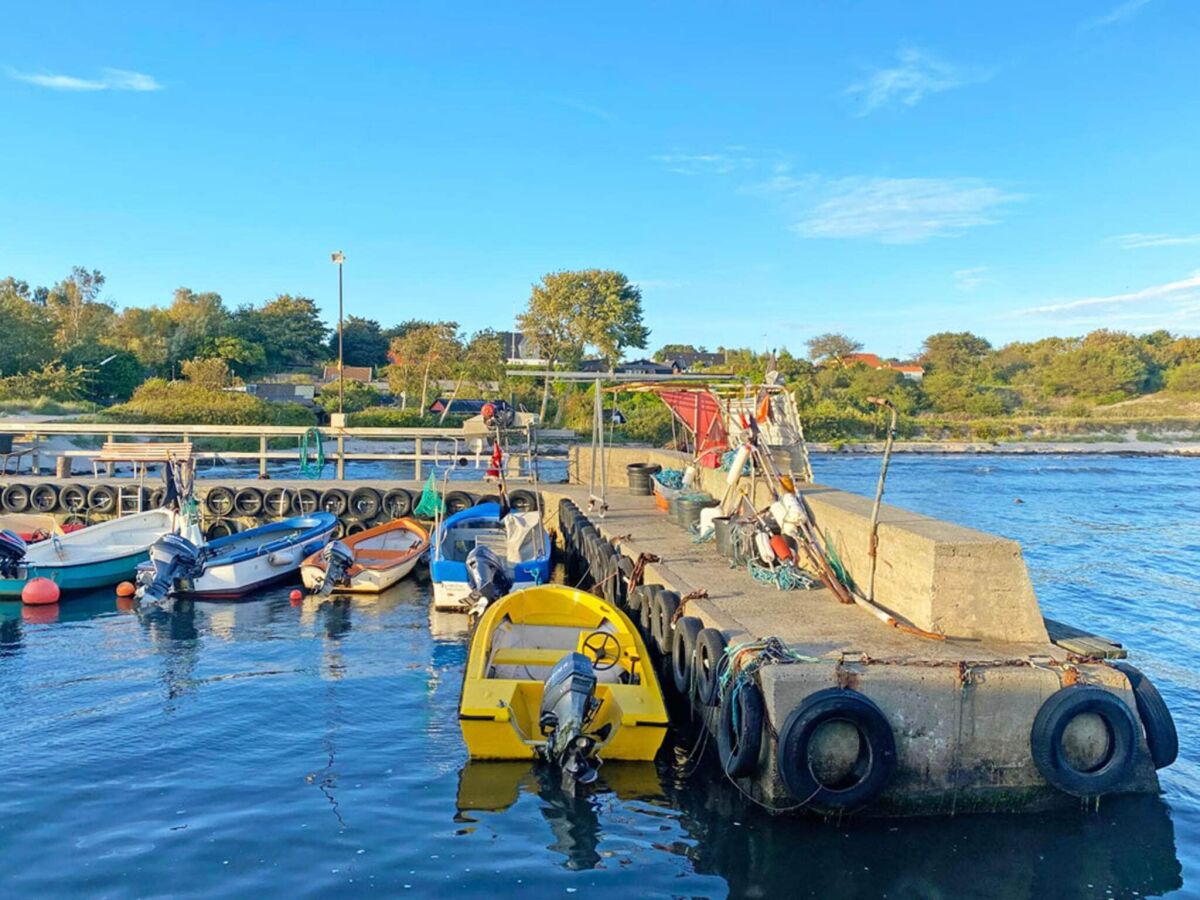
[769,534,795,565]
[22,577,61,606]
[116,581,136,598]
[116,595,135,612]
[289,589,303,602]
[22,603,58,624]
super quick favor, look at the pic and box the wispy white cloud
[652,149,765,176]
[753,175,1024,243]
[844,47,972,115]
[1113,232,1200,249]
[9,67,162,92]
[955,267,990,291]
[1082,0,1154,29]
[1011,272,1200,333]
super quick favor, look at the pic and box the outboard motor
[137,534,200,605]
[481,399,515,430]
[0,529,27,579]
[317,541,355,595]
[465,545,512,617]
[539,652,600,787]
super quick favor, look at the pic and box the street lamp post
[331,251,345,416]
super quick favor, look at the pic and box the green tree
[1166,362,1200,394]
[805,333,862,363]
[653,343,701,362]
[198,335,268,378]
[61,345,144,403]
[335,315,390,369]
[166,288,229,367]
[1040,331,1152,400]
[46,267,115,352]
[0,285,57,375]
[112,306,174,372]
[385,321,462,411]
[920,332,993,372]
[231,294,328,369]
[517,269,650,419]
[317,379,381,414]
[181,357,232,388]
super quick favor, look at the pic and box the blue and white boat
[430,502,550,611]
[137,512,337,603]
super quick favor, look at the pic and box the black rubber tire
[59,484,87,512]
[29,483,59,513]
[205,485,236,517]
[475,494,501,507]
[693,628,727,707]
[654,590,680,656]
[614,555,633,608]
[670,615,703,695]
[597,552,617,603]
[263,487,290,517]
[319,488,350,516]
[1110,662,1179,769]
[147,487,166,509]
[383,488,412,518]
[1,483,31,513]
[86,484,117,515]
[640,584,661,639]
[349,487,382,520]
[233,487,264,517]
[444,490,473,514]
[345,520,368,536]
[628,584,650,617]
[291,488,320,515]
[509,489,537,513]
[333,519,348,539]
[776,688,897,811]
[1030,685,1139,797]
[206,520,236,540]
[718,677,766,779]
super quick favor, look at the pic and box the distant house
[668,351,726,371]
[833,353,924,381]
[498,331,546,366]
[322,365,373,384]
[244,383,317,405]
[429,398,488,415]
[579,358,677,376]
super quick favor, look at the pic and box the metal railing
[0,421,577,481]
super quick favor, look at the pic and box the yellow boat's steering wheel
[581,630,621,671]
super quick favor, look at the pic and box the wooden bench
[76,441,194,477]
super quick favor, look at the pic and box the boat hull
[0,550,150,597]
[300,553,420,593]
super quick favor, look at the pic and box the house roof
[840,353,885,368]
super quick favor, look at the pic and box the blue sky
[2,0,1198,360]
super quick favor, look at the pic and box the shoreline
[807,439,1200,456]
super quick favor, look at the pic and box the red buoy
[115,581,136,598]
[769,534,795,565]
[289,589,303,603]
[22,577,61,606]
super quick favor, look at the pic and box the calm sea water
[0,454,1195,898]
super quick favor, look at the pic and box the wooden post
[336,433,346,480]
[414,438,423,481]
[106,431,115,477]
[32,433,41,475]
[259,435,268,478]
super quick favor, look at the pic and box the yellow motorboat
[459,585,669,774]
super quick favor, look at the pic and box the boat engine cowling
[317,541,355,595]
[137,534,200,604]
[465,545,512,615]
[539,652,600,785]
[0,529,28,578]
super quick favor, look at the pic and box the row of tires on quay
[0,481,539,522]
[559,497,1179,811]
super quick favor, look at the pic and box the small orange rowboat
[300,518,429,594]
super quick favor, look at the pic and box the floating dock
[542,446,1175,816]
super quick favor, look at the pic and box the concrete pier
[548,446,1169,816]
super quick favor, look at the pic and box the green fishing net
[414,472,445,517]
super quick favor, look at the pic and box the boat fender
[653,590,680,655]
[319,489,349,517]
[86,484,117,514]
[670,615,703,695]
[1030,685,1139,796]
[59,483,88,512]
[718,676,765,778]
[640,584,661,639]
[508,489,538,513]
[349,487,383,519]
[616,555,635,609]
[204,486,236,517]
[776,687,897,810]
[683,465,698,488]
[602,550,622,606]
[444,491,474,514]
[1,483,32,513]
[769,534,795,564]
[628,584,649,616]
[29,483,59,513]
[1109,662,1178,769]
[267,548,297,567]
[233,487,264,517]
[22,576,60,606]
[693,628,727,707]
[725,447,750,486]
[383,488,413,518]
